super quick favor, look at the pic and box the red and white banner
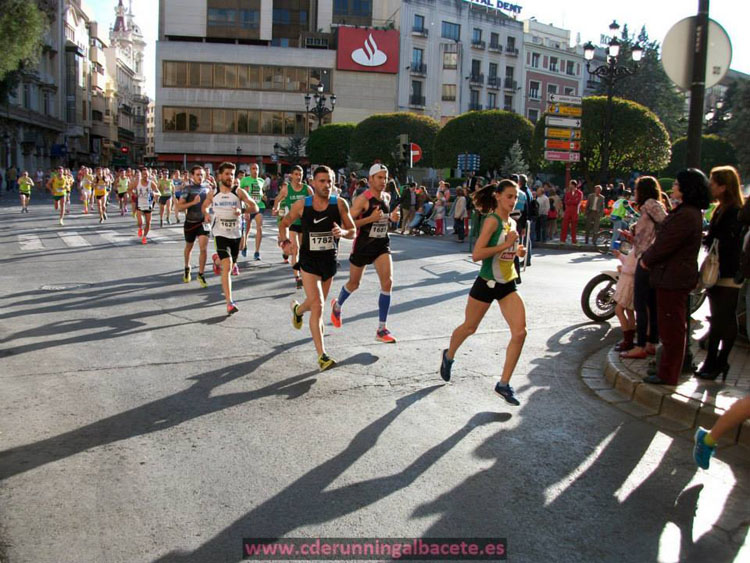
[337,28,399,74]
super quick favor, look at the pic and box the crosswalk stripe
[18,234,44,251]
[60,231,91,247]
[97,230,133,246]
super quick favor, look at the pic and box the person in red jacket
[560,180,583,244]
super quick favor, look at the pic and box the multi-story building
[146,101,155,162]
[155,0,401,168]
[106,0,149,167]
[398,0,525,123]
[523,19,585,124]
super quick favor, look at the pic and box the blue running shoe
[241,248,247,258]
[494,382,520,406]
[693,427,716,470]
[440,349,453,382]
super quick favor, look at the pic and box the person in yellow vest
[157,169,174,227]
[93,167,110,223]
[63,168,74,215]
[115,168,130,215]
[18,170,34,213]
[79,166,94,214]
[46,167,68,225]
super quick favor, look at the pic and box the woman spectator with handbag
[640,169,711,385]
[695,166,745,381]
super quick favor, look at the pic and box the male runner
[177,166,211,287]
[130,168,160,244]
[18,170,33,213]
[201,162,259,315]
[157,170,174,227]
[278,165,356,371]
[172,170,184,223]
[46,167,67,225]
[331,163,400,343]
[239,162,266,260]
[273,165,313,290]
[116,169,130,215]
[79,167,93,214]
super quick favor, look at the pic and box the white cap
[369,163,388,177]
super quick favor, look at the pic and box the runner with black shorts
[202,162,259,314]
[131,167,160,244]
[331,163,401,343]
[239,163,266,260]
[116,169,130,215]
[273,165,313,289]
[279,165,356,371]
[157,170,174,227]
[177,166,211,288]
[440,180,528,406]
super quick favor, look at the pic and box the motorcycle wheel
[581,273,618,322]
[594,230,613,254]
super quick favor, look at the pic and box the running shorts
[349,247,391,268]
[290,224,303,234]
[469,277,517,304]
[184,220,210,243]
[159,195,171,205]
[215,236,241,263]
[117,192,128,200]
[299,257,337,282]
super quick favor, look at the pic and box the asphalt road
[0,194,748,563]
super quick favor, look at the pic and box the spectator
[620,176,667,358]
[434,198,446,235]
[584,185,605,244]
[399,184,415,234]
[535,187,550,242]
[695,166,745,381]
[610,189,633,247]
[612,247,637,351]
[739,189,750,341]
[640,168,711,385]
[453,187,468,242]
[560,180,583,244]
[547,196,559,240]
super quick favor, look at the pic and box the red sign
[410,143,422,164]
[337,28,399,74]
[121,146,129,154]
[545,139,581,151]
[545,150,581,162]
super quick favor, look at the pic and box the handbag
[700,239,720,288]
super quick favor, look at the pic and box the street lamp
[304,82,336,130]
[584,20,642,183]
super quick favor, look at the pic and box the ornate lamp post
[584,21,643,184]
[304,83,336,130]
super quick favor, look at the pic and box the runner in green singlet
[239,163,266,261]
[116,169,130,216]
[18,170,33,213]
[157,170,174,227]
[273,165,313,290]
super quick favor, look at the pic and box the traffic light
[398,134,410,167]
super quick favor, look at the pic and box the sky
[86,0,750,100]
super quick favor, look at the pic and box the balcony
[90,44,103,64]
[504,78,518,90]
[411,27,428,38]
[301,31,332,49]
[409,95,426,107]
[487,76,501,89]
[132,94,150,105]
[469,103,483,111]
[409,63,427,76]
[469,73,484,85]
[89,22,102,42]
[488,43,502,53]
[91,122,110,138]
[471,40,486,50]
[505,47,519,57]
[91,71,104,91]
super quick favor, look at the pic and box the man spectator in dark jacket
[585,185,605,244]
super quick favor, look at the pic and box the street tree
[0,0,48,84]
[350,112,440,175]
[434,110,533,174]
[664,135,738,177]
[725,78,750,178]
[531,97,671,183]
[306,123,355,170]
[277,135,306,166]
[501,140,530,177]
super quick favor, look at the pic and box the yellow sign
[545,128,582,140]
[547,104,582,117]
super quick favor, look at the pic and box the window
[189,62,213,88]
[442,21,460,41]
[273,9,290,24]
[163,61,188,87]
[239,9,260,29]
[214,64,237,88]
[504,94,513,109]
[208,8,235,27]
[263,66,284,90]
[189,108,211,132]
[531,53,540,68]
[442,43,457,69]
[442,84,456,101]
[472,28,482,43]
[488,92,497,109]
[285,67,307,92]
[411,80,423,97]
[529,80,540,99]
[550,57,558,72]
[412,48,423,67]
[470,90,480,105]
[566,61,575,75]
[505,66,514,80]
[528,109,539,123]
[564,87,575,96]
[309,68,331,92]
[237,109,259,134]
[490,32,499,48]
[23,84,30,109]
[547,83,558,95]
[414,14,424,31]
[506,36,516,52]
[489,62,498,79]
[333,0,371,26]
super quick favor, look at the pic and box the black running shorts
[159,195,171,204]
[349,247,390,268]
[469,277,517,304]
[184,221,209,243]
[299,257,337,282]
[215,236,240,263]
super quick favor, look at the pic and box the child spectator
[613,249,637,351]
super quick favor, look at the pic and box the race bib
[203,223,211,232]
[370,221,388,238]
[278,206,288,217]
[309,231,334,251]
[220,218,237,229]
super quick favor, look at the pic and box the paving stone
[581,367,604,379]
[604,362,620,386]
[614,371,640,400]
[633,383,669,413]
[660,393,700,428]
[595,388,629,404]
[615,400,659,419]
[583,376,613,391]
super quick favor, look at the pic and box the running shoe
[120,209,124,216]
[197,273,208,288]
[241,248,247,258]
[227,302,239,316]
[290,300,303,330]
[166,218,171,224]
[330,299,342,328]
[440,349,453,382]
[103,212,107,220]
[254,252,261,261]
[183,266,191,283]
[318,353,336,372]
[59,217,64,226]
[231,264,240,276]
[283,253,289,263]
[296,277,303,290]
[494,382,520,406]
[694,427,716,470]
[99,216,103,224]
[376,328,397,343]
[160,218,163,228]
[212,253,221,276]
[141,237,147,245]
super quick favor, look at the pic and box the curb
[581,346,750,452]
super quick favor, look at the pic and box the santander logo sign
[337,28,399,74]
[351,34,388,67]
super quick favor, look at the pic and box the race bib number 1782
[309,231,334,251]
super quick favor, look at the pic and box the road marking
[97,230,133,246]
[149,233,178,244]
[60,231,91,247]
[18,234,44,251]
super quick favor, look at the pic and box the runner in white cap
[331,163,400,343]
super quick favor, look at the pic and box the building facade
[146,101,155,162]
[155,0,401,168]
[397,0,525,123]
[522,19,585,124]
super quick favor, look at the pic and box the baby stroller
[410,201,436,236]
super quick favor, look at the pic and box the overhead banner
[462,0,523,15]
